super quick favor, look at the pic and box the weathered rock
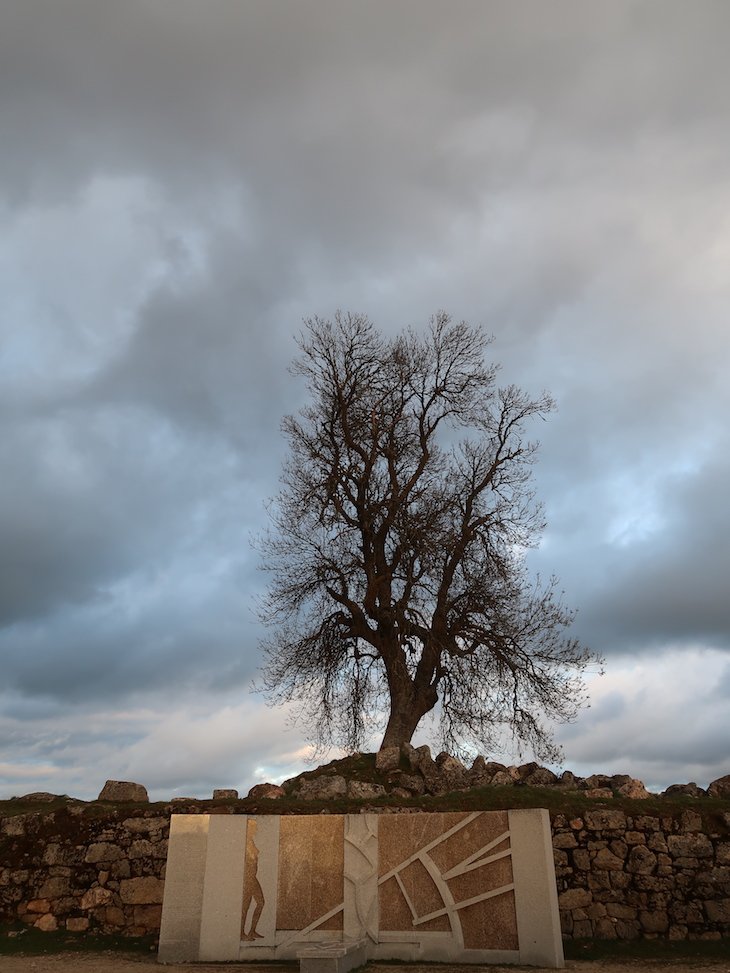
[668,834,713,859]
[593,847,625,871]
[81,887,114,910]
[490,770,515,787]
[375,747,400,773]
[35,913,57,932]
[626,845,657,875]
[348,780,386,800]
[558,888,592,909]
[18,792,61,803]
[516,761,541,780]
[38,876,69,898]
[585,774,612,789]
[85,842,123,863]
[557,770,582,790]
[66,917,90,932]
[407,744,438,777]
[296,774,347,800]
[435,753,469,788]
[119,877,164,905]
[705,899,730,922]
[664,782,706,798]
[617,779,651,800]
[584,809,627,831]
[585,787,614,799]
[97,780,149,803]
[524,767,559,787]
[470,755,488,776]
[26,899,50,913]
[707,774,730,797]
[213,788,238,799]
[247,783,285,800]
[122,816,167,833]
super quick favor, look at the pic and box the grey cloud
[2,1,730,797]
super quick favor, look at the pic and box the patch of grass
[564,937,730,961]
[0,923,156,956]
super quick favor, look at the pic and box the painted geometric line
[278,902,344,948]
[378,811,482,885]
[419,851,464,949]
[412,882,515,926]
[441,830,512,880]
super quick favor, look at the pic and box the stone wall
[552,807,730,940]
[1,803,729,942]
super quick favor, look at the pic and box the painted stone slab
[158,810,563,967]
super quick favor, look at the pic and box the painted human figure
[241,820,265,941]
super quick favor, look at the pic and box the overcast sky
[2,1,729,800]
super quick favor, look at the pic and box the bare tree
[258,312,598,759]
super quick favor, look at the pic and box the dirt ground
[1,959,729,973]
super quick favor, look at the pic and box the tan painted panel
[277,815,344,931]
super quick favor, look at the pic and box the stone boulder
[490,770,516,787]
[390,772,425,795]
[348,780,386,800]
[523,767,559,787]
[707,773,730,797]
[296,774,347,800]
[403,743,438,778]
[247,783,285,800]
[375,747,401,773]
[617,778,651,799]
[213,788,239,799]
[19,792,62,803]
[97,780,149,803]
[664,782,706,798]
[435,752,469,789]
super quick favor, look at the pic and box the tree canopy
[258,312,598,760]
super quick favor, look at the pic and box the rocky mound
[246,746,730,803]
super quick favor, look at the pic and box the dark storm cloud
[2,0,730,796]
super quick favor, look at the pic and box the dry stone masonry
[1,759,729,945]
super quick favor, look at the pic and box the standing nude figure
[241,819,265,941]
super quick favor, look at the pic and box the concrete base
[299,938,368,973]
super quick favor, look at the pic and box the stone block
[640,909,669,932]
[299,938,368,973]
[26,899,50,913]
[85,842,123,863]
[297,775,347,800]
[35,914,58,932]
[584,810,627,832]
[128,839,154,859]
[626,846,657,875]
[122,816,168,833]
[97,780,149,802]
[375,747,400,772]
[119,876,164,905]
[81,887,113,910]
[667,834,713,859]
[213,788,239,799]
[553,832,578,849]
[558,888,591,910]
[66,917,90,932]
[247,782,285,799]
[593,848,625,871]
[705,899,730,923]
[347,780,386,800]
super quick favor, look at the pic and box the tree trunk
[379,681,438,751]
